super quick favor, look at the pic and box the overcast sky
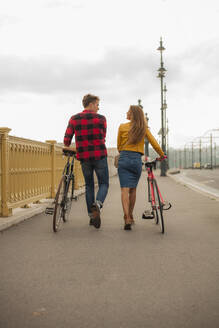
[1,0,219,148]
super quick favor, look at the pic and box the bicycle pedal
[163,201,172,210]
[142,210,154,219]
[45,207,54,215]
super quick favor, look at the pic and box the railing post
[46,140,57,198]
[0,128,12,217]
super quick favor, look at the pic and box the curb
[168,172,219,202]
[0,187,85,233]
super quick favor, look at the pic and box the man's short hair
[82,94,99,108]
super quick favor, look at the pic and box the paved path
[183,168,219,190]
[170,168,219,200]
[1,172,219,328]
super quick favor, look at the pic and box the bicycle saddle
[63,148,76,156]
[145,160,157,169]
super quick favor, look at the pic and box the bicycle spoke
[154,208,159,225]
[154,180,165,233]
[63,177,74,222]
[53,177,65,232]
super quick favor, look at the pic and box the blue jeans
[81,157,109,215]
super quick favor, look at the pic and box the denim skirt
[118,151,142,188]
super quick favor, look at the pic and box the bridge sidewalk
[0,188,85,232]
[1,168,218,232]
[1,171,219,327]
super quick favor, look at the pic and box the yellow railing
[0,128,84,217]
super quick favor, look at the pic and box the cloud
[1,40,218,108]
[169,39,219,93]
[0,48,160,98]
[0,14,20,27]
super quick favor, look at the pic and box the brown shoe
[124,223,132,230]
[91,203,101,229]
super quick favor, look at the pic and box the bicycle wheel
[63,176,74,222]
[53,176,65,232]
[153,179,165,233]
[149,180,159,225]
[154,207,159,225]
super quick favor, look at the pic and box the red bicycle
[142,158,171,233]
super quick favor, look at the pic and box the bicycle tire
[153,179,165,233]
[53,176,65,232]
[154,208,159,225]
[63,176,74,222]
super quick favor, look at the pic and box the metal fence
[0,128,84,217]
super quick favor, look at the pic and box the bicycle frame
[62,153,75,203]
[63,153,74,176]
[147,166,165,210]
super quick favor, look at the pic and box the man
[64,94,109,229]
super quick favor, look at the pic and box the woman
[117,105,165,230]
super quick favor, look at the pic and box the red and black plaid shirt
[64,109,107,162]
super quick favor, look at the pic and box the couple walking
[64,94,165,230]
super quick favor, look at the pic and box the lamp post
[166,118,169,166]
[163,83,167,147]
[199,139,202,169]
[157,37,167,176]
[138,99,142,108]
[163,84,169,168]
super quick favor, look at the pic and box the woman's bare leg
[129,188,136,219]
[121,187,132,224]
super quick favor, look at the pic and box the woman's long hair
[127,105,147,145]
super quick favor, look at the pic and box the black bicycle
[45,148,77,232]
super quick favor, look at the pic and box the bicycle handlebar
[144,156,167,169]
[156,155,167,161]
[146,155,167,165]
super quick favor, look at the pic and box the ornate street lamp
[163,84,167,138]
[166,118,169,168]
[163,84,169,168]
[138,99,143,108]
[157,37,167,176]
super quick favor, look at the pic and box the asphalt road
[183,168,219,190]
[1,172,219,328]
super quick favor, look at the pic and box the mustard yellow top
[117,122,165,157]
